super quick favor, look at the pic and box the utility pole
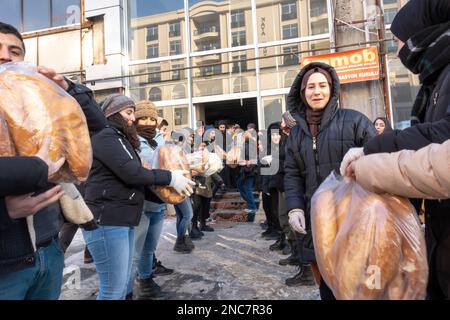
[333,0,389,120]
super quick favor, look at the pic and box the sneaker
[136,277,170,300]
[285,265,316,287]
[152,260,174,277]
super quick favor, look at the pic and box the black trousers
[192,194,212,226]
[262,190,282,232]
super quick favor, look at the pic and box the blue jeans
[237,169,256,211]
[174,198,193,236]
[82,226,135,300]
[127,210,165,295]
[0,239,64,300]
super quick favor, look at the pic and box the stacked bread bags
[311,172,428,300]
[0,62,95,248]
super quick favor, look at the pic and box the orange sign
[301,47,380,84]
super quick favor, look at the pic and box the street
[60,213,320,300]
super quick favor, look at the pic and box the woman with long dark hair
[82,94,194,300]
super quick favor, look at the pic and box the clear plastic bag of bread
[226,145,241,168]
[151,143,191,204]
[186,150,209,174]
[213,144,227,160]
[0,62,92,183]
[311,172,428,300]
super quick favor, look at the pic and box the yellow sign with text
[301,47,380,84]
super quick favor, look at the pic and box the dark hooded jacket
[261,122,286,193]
[284,62,377,220]
[363,0,450,299]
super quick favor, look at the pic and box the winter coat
[362,56,450,299]
[138,134,167,213]
[354,139,450,199]
[261,122,286,193]
[284,62,377,218]
[84,127,171,227]
[194,173,223,199]
[0,81,107,275]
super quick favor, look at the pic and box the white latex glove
[261,155,273,166]
[339,147,364,176]
[169,170,195,196]
[288,209,306,234]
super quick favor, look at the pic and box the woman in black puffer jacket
[284,62,377,299]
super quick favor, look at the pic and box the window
[172,85,186,99]
[284,70,297,87]
[174,108,188,126]
[282,1,297,21]
[232,55,247,73]
[157,109,164,118]
[384,8,398,24]
[199,42,220,51]
[172,64,184,80]
[383,0,397,4]
[199,65,221,77]
[147,25,158,41]
[148,87,162,101]
[169,22,180,37]
[147,45,159,58]
[8,0,81,32]
[170,40,182,55]
[311,21,328,35]
[232,31,246,47]
[148,67,161,83]
[385,31,397,53]
[310,0,327,18]
[24,0,51,31]
[231,10,245,28]
[0,1,21,31]
[282,24,298,40]
[233,77,249,93]
[283,46,299,66]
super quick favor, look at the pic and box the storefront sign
[301,47,380,84]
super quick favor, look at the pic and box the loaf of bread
[153,145,191,204]
[0,112,15,156]
[312,174,427,300]
[186,150,209,173]
[0,66,92,183]
[226,146,241,168]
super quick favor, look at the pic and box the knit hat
[101,94,135,118]
[135,100,158,120]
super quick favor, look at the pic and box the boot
[285,264,316,287]
[269,234,286,251]
[190,223,203,240]
[200,223,214,232]
[247,211,256,222]
[184,235,195,250]
[152,260,174,277]
[281,242,291,255]
[279,241,300,266]
[136,277,170,300]
[262,230,281,240]
[173,236,192,253]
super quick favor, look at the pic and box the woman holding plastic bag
[82,95,194,300]
[284,62,376,298]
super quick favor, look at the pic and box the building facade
[2,0,419,130]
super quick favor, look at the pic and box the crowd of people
[1,0,449,301]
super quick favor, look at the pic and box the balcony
[195,54,221,64]
[193,26,220,42]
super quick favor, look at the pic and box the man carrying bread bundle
[284,62,376,299]
[0,21,108,300]
[340,0,450,300]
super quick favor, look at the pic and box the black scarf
[305,107,324,138]
[398,22,450,125]
[136,124,158,149]
[107,113,140,150]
